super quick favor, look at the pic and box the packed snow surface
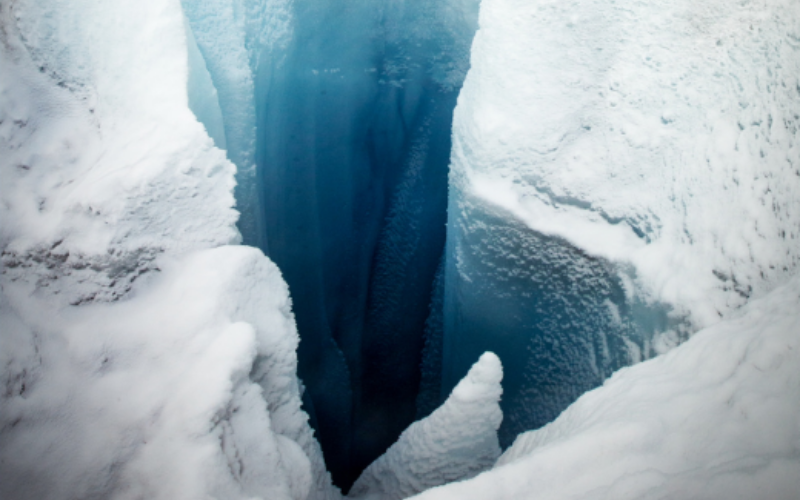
[456,0,800,324]
[1,247,333,500]
[412,273,800,500]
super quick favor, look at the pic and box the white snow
[451,0,800,329]
[1,247,330,500]
[411,273,800,500]
[408,0,800,496]
[348,352,503,500]
[0,0,239,305]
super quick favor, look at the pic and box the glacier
[2,0,800,498]
[0,1,334,498]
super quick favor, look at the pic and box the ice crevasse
[2,0,800,499]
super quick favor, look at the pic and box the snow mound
[348,352,503,500]
[412,274,800,500]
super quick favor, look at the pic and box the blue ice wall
[181,0,265,248]
[254,0,479,489]
[442,186,673,447]
[415,252,446,420]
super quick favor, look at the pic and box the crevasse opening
[183,0,674,492]
[251,0,479,489]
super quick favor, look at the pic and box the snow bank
[349,352,502,500]
[413,273,800,500]
[0,1,336,498]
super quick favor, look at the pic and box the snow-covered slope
[0,0,239,305]
[0,1,337,499]
[412,273,800,500]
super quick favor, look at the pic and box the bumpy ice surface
[443,0,800,444]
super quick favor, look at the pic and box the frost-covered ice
[1,247,335,500]
[349,352,502,500]
[443,0,800,443]
[455,0,800,322]
[412,274,800,500]
[0,1,337,499]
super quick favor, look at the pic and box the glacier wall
[0,1,338,498]
[443,0,800,447]
[252,0,479,487]
[181,0,292,249]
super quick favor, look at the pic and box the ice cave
[2,0,800,499]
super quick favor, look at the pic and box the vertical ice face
[441,204,666,446]
[444,0,800,447]
[254,0,480,487]
[181,0,292,249]
[348,352,502,500]
[185,17,227,151]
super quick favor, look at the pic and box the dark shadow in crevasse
[253,0,479,490]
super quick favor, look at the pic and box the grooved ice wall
[253,0,480,488]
